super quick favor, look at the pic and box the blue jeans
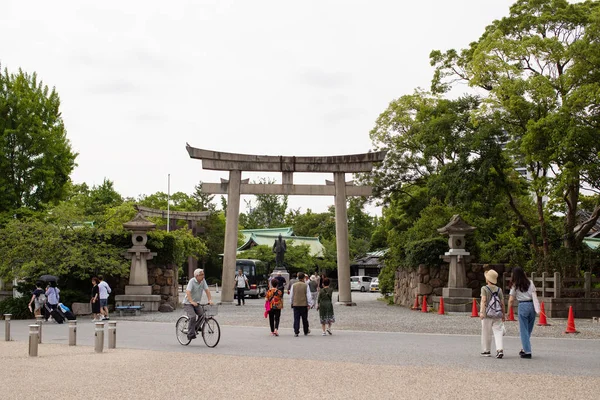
[518,302,536,354]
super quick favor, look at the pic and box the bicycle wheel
[176,316,192,346]
[202,317,221,348]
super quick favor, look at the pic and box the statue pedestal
[115,285,161,312]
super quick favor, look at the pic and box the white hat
[484,269,498,285]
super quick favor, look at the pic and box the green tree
[0,66,77,217]
[430,0,600,271]
[240,178,289,229]
[192,181,216,212]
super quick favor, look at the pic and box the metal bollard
[4,314,11,341]
[35,315,43,343]
[68,320,77,346]
[94,322,104,353]
[108,321,116,349]
[29,324,39,357]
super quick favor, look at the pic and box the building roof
[583,238,600,250]
[351,249,388,267]
[237,227,325,257]
[576,210,600,238]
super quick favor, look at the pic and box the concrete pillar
[108,321,116,349]
[94,322,104,353]
[584,272,591,298]
[35,315,43,343]
[68,320,77,346]
[4,314,11,341]
[29,325,39,357]
[334,172,354,305]
[221,170,241,304]
[554,272,561,298]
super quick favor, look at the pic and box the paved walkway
[3,292,600,399]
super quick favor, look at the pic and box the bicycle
[176,304,221,348]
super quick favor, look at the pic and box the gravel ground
[110,290,600,339]
[2,341,599,400]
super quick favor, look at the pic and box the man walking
[290,272,313,337]
[234,268,248,306]
[183,269,213,341]
[98,275,111,321]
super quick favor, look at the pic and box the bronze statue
[272,234,287,268]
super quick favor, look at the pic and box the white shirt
[98,281,111,299]
[235,274,248,288]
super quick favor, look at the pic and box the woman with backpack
[479,269,505,358]
[507,267,540,359]
[28,281,46,317]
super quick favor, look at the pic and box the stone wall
[394,263,507,306]
[148,263,179,309]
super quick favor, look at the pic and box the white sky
[1,0,515,215]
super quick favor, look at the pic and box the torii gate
[134,205,210,278]
[186,145,386,305]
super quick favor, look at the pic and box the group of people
[90,275,112,321]
[479,267,540,359]
[264,271,335,337]
[27,280,59,320]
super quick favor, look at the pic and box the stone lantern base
[115,285,161,312]
[433,287,473,312]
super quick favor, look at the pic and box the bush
[0,296,31,320]
[403,237,448,268]
[378,263,396,297]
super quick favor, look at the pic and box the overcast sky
[1,0,515,214]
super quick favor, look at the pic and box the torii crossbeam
[186,144,386,305]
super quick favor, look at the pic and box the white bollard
[68,320,77,346]
[108,321,116,349]
[35,315,43,343]
[94,322,104,353]
[4,314,11,341]
[29,324,39,357]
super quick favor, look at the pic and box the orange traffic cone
[470,298,479,317]
[507,306,516,321]
[565,306,578,334]
[438,297,445,315]
[411,294,420,310]
[421,295,428,313]
[537,302,550,326]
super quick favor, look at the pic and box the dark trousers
[293,306,309,334]
[268,309,281,332]
[236,288,246,305]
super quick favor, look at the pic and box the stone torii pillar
[186,145,386,305]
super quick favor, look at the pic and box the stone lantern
[115,213,161,311]
[437,215,476,312]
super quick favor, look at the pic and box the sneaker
[480,351,491,357]
[322,332,327,336]
[519,350,525,356]
[520,353,532,359]
[102,317,110,321]
[236,304,241,306]
[294,334,299,337]
[326,328,332,335]
[496,350,504,359]
[274,330,279,336]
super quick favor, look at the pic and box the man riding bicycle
[183,268,213,340]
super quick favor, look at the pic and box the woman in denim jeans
[507,268,540,359]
